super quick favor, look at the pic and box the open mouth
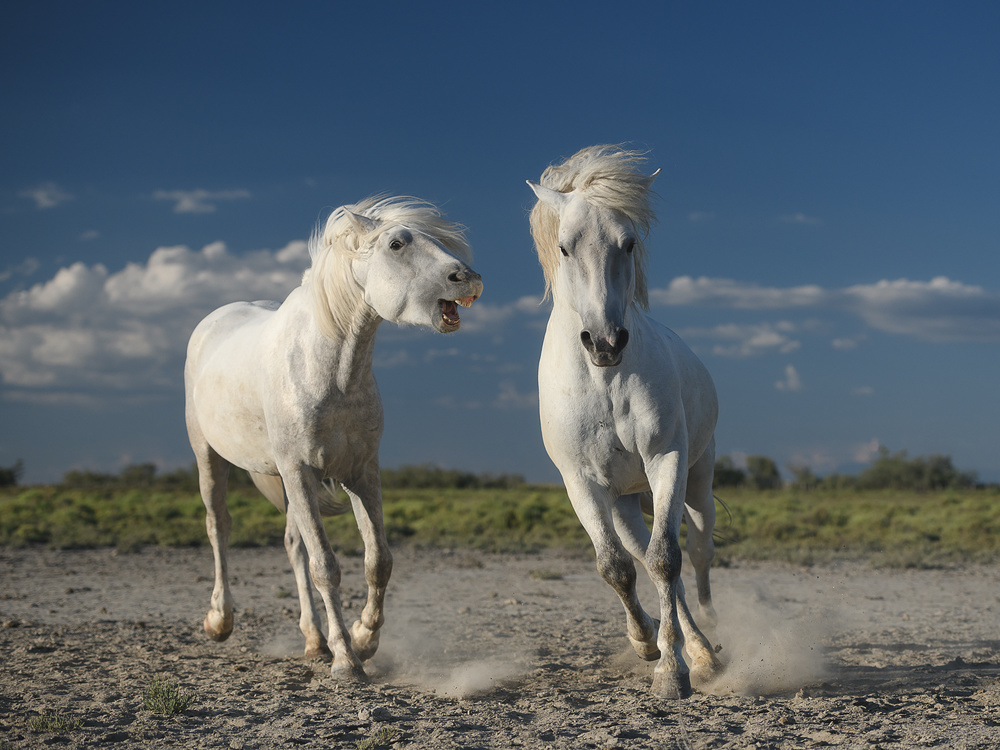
[439,295,478,330]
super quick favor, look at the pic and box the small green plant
[143,676,194,715]
[27,712,82,733]
[356,726,400,750]
[529,568,563,580]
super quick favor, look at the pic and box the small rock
[358,704,391,722]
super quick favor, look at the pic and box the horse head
[312,196,482,336]
[528,179,656,367]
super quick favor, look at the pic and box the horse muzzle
[580,327,629,367]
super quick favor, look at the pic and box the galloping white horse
[527,146,721,698]
[184,195,482,680]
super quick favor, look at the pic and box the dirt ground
[1,546,998,749]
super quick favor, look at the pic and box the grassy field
[1,484,998,566]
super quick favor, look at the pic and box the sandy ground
[1,545,999,749]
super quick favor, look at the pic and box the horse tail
[249,472,351,517]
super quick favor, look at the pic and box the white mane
[529,145,657,309]
[306,195,471,339]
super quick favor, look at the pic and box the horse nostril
[615,328,629,354]
[580,331,594,350]
[448,270,463,283]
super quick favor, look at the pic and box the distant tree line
[713,445,982,492]
[0,448,984,493]
[45,462,525,492]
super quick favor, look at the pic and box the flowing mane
[306,195,471,339]
[529,145,657,309]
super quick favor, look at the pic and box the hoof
[690,651,723,683]
[330,662,369,683]
[628,634,661,662]
[204,611,233,642]
[652,670,693,700]
[350,621,381,662]
[304,640,333,660]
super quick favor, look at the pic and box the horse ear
[527,180,571,210]
[645,168,661,188]
[344,209,378,235]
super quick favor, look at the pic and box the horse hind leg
[250,472,330,658]
[685,443,719,629]
[343,475,393,663]
[285,512,332,658]
[677,446,723,684]
[196,448,235,642]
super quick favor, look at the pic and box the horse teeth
[457,296,476,307]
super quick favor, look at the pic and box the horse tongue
[442,300,460,325]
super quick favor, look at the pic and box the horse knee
[646,540,682,584]
[595,547,637,595]
[309,553,341,592]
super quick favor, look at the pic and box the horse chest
[540,383,647,479]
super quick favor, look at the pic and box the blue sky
[2,1,999,485]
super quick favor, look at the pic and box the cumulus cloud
[0,241,309,391]
[18,182,73,209]
[651,275,1000,343]
[153,188,252,214]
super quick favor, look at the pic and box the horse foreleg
[343,471,392,662]
[611,493,661,659]
[283,513,330,658]
[646,450,697,699]
[282,469,365,682]
[569,481,658,662]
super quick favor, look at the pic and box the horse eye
[389,239,404,251]
[624,238,635,254]
[559,245,568,257]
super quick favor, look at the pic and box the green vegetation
[1,481,998,566]
[143,677,194,715]
[1,452,997,566]
[356,727,400,750]
[713,487,1000,566]
[26,713,83,733]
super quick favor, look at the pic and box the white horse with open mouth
[527,146,721,698]
[184,195,482,680]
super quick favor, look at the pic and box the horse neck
[303,303,382,394]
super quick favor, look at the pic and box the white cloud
[650,275,1000,343]
[153,188,252,214]
[774,364,802,392]
[650,276,827,309]
[842,276,1000,342]
[0,258,40,284]
[18,182,73,209]
[457,295,546,333]
[0,241,309,391]
[493,380,538,409]
[853,438,882,463]
[779,212,822,225]
[831,337,859,350]
[679,322,802,358]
